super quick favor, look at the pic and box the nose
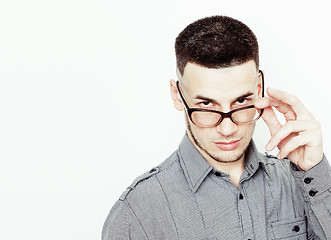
[216,117,238,136]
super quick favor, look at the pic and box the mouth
[214,139,241,151]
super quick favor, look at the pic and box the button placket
[309,190,318,196]
[304,177,313,184]
[237,189,254,239]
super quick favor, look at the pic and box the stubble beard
[187,119,249,164]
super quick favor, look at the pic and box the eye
[199,101,213,108]
[236,97,249,105]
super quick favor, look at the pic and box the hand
[255,87,323,171]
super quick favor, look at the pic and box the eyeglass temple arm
[259,70,265,97]
[176,81,190,109]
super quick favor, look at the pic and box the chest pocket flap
[270,216,307,239]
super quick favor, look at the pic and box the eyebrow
[194,92,254,105]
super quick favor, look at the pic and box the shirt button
[304,177,313,184]
[239,193,244,200]
[309,190,318,196]
[293,225,300,232]
[215,172,221,177]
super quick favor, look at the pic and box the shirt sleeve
[291,155,331,239]
[102,199,147,240]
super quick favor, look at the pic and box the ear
[257,70,264,98]
[169,79,184,111]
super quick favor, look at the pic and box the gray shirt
[102,134,331,239]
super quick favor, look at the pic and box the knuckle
[307,119,320,129]
[286,139,299,152]
[302,109,314,119]
[291,95,300,103]
[289,138,299,148]
[313,120,321,129]
[288,95,303,108]
[284,120,296,129]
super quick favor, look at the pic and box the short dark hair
[175,16,259,76]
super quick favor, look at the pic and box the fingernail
[277,153,281,159]
[268,87,278,93]
[265,143,272,151]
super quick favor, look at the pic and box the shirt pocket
[270,216,307,239]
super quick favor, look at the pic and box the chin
[209,147,246,163]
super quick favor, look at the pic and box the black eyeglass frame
[176,70,265,127]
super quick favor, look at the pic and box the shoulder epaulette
[119,167,160,201]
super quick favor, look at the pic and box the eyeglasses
[176,70,265,128]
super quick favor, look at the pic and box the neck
[207,155,245,187]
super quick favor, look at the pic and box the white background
[0,0,330,239]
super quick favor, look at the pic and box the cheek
[239,123,255,136]
[191,124,206,137]
[190,124,212,141]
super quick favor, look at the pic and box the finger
[265,120,317,151]
[260,107,282,136]
[266,88,313,120]
[277,133,310,160]
[255,97,296,121]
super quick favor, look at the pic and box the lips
[214,139,240,151]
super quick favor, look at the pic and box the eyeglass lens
[191,107,262,127]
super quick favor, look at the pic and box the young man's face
[175,60,263,164]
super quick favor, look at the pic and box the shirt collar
[178,134,213,193]
[178,134,270,193]
[243,140,271,179]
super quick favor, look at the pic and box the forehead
[181,61,258,101]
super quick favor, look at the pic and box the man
[102,16,331,239]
